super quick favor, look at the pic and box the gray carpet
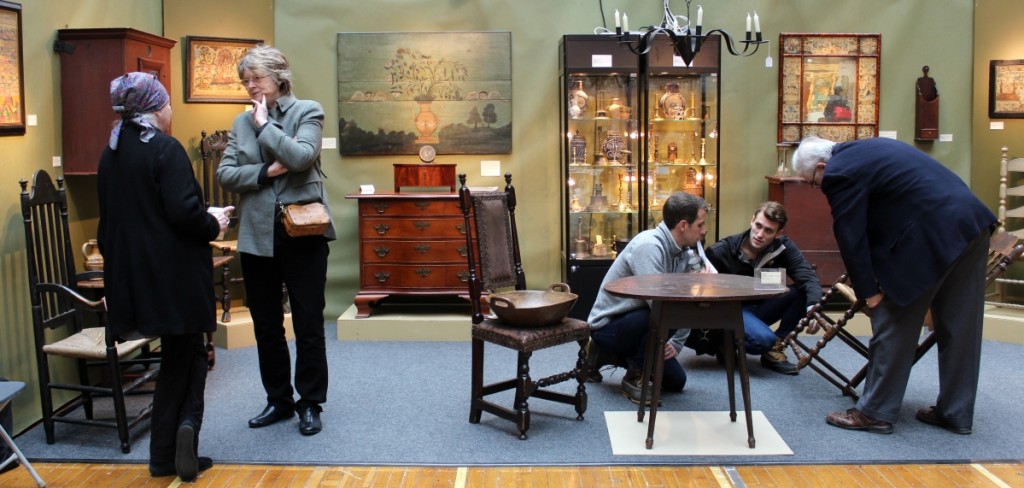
[14,323,1024,466]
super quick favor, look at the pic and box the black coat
[705,231,823,308]
[97,124,220,337]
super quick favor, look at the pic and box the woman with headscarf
[97,72,231,481]
[217,45,334,437]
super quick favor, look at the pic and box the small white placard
[939,133,953,142]
[755,268,787,290]
[27,114,37,126]
[878,130,898,139]
[481,160,501,177]
[591,54,613,68]
[359,184,375,194]
[991,121,1005,130]
[321,137,337,149]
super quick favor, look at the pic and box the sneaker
[584,339,625,383]
[620,369,660,406]
[760,339,799,375]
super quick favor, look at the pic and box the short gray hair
[237,45,293,95]
[791,136,836,180]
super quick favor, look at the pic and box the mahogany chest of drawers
[346,192,473,318]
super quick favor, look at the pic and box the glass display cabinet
[559,35,721,319]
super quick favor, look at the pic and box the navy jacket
[822,138,996,306]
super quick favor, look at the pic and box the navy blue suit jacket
[821,138,996,307]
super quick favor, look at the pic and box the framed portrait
[0,1,25,135]
[777,33,880,144]
[989,60,1024,119]
[185,36,262,103]
[337,31,512,156]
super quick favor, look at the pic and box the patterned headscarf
[107,72,170,150]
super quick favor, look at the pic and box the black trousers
[241,231,329,412]
[150,333,208,464]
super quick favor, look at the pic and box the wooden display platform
[213,307,294,349]
[337,303,469,341]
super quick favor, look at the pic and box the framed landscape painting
[337,31,512,156]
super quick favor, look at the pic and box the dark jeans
[741,284,804,355]
[591,307,687,391]
[150,333,208,465]
[241,230,329,412]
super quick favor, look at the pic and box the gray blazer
[217,93,336,257]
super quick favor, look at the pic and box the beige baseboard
[810,305,1023,345]
[333,303,1023,345]
[213,307,294,349]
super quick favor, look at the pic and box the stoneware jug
[82,239,104,272]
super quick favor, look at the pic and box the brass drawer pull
[415,268,432,278]
[372,203,390,214]
[414,243,432,254]
[374,223,391,235]
[373,271,391,283]
[457,245,467,257]
[457,271,470,283]
[414,221,430,232]
[415,201,431,211]
[373,246,391,258]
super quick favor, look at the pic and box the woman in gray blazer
[217,45,335,437]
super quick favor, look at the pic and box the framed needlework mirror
[777,33,881,144]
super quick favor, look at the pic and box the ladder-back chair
[785,231,1024,399]
[993,145,1024,307]
[200,129,240,325]
[21,170,160,453]
[458,173,590,439]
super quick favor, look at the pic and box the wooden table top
[604,273,786,302]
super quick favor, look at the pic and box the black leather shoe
[916,406,972,435]
[150,456,213,478]
[248,404,294,428]
[175,423,198,481]
[298,406,322,436]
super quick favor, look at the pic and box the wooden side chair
[785,231,1024,399]
[458,173,590,439]
[20,170,160,454]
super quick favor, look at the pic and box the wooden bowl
[488,283,577,327]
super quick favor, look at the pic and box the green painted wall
[2,0,1022,435]
[271,0,976,320]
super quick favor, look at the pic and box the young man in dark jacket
[703,201,822,375]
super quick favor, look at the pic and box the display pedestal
[213,307,294,349]
[337,304,468,341]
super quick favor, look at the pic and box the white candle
[753,11,761,33]
[623,13,629,32]
[746,13,751,33]
[696,6,703,27]
[615,9,621,28]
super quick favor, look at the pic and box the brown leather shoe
[825,408,893,434]
[916,406,972,435]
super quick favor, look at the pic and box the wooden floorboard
[1,462,1023,487]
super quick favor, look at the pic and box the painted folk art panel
[338,32,512,156]
[0,1,24,135]
[185,36,263,103]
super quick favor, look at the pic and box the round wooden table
[604,272,785,449]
